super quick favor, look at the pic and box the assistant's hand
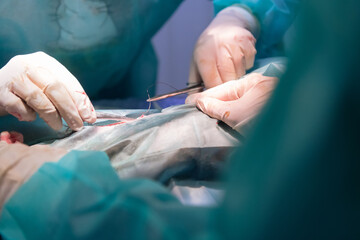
[0,52,96,131]
[0,141,67,211]
[186,73,278,134]
[189,6,259,89]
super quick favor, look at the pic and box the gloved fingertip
[196,97,208,113]
[72,125,84,132]
[81,111,96,124]
[78,103,97,124]
[50,122,63,131]
[68,118,84,132]
[196,96,226,122]
[84,115,96,124]
[87,107,97,124]
[185,93,200,105]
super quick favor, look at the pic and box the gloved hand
[0,52,97,131]
[189,6,259,89]
[0,141,67,212]
[186,73,278,135]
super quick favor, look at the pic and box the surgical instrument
[147,83,204,102]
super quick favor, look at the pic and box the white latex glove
[189,6,259,89]
[0,52,96,131]
[186,73,278,135]
[0,141,67,212]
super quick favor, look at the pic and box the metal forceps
[146,82,204,102]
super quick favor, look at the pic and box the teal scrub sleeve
[213,0,300,57]
[0,150,216,240]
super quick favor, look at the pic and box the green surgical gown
[1,0,359,239]
[0,0,182,99]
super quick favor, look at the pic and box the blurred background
[152,0,214,95]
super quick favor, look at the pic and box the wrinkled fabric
[0,0,182,99]
[169,180,224,207]
[50,105,240,182]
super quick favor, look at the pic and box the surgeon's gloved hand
[0,52,97,131]
[186,73,278,135]
[0,141,67,212]
[189,6,259,89]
